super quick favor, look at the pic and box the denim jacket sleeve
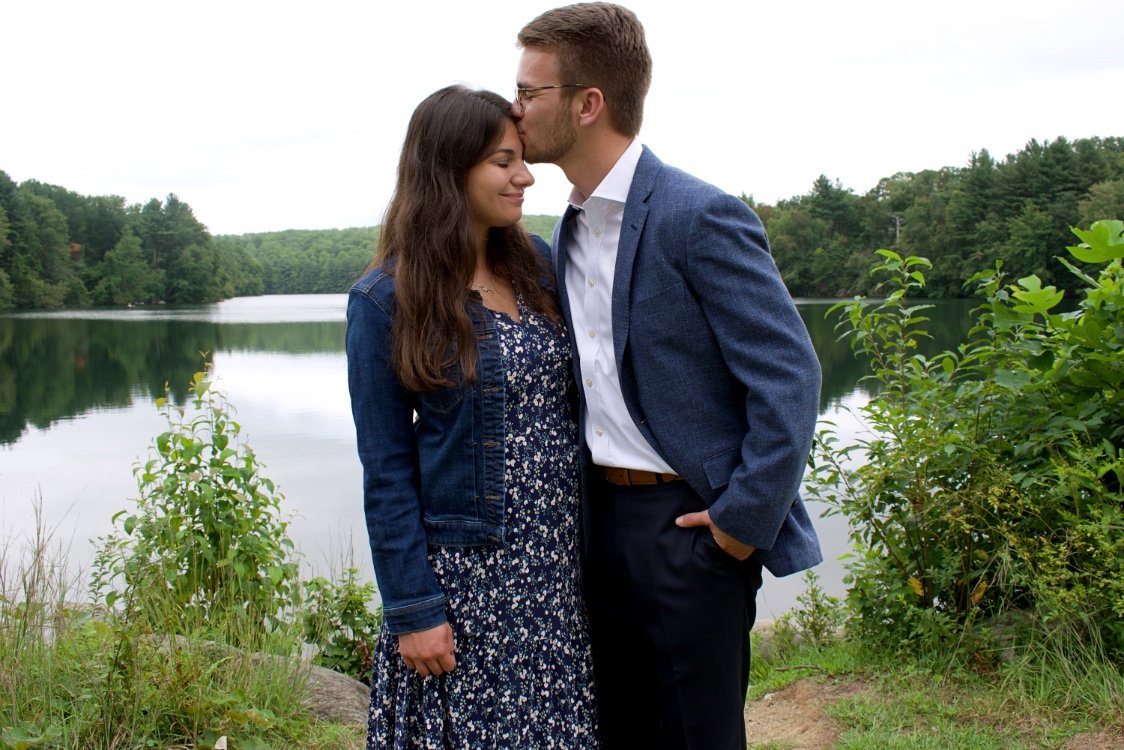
[345,278,447,635]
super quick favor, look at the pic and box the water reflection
[2,297,976,447]
[797,298,977,410]
[0,308,346,444]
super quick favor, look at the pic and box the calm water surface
[0,294,974,619]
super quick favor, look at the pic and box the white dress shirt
[565,139,675,473]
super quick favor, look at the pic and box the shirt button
[588,329,596,338]
[595,428,605,437]
[585,378,592,387]
[593,228,601,238]
[587,278,595,288]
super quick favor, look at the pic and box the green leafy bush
[92,369,300,640]
[301,567,382,682]
[811,220,1124,659]
[5,377,378,747]
[767,570,845,660]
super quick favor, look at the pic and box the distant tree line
[220,215,560,296]
[3,137,1122,310]
[224,228,379,295]
[751,136,1124,297]
[0,171,264,309]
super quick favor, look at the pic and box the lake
[0,294,975,620]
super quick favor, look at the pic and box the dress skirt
[366,303,598,749]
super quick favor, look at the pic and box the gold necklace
[471,278,514,303]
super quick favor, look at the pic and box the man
[513,4,823,749]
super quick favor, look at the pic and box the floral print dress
[366,301,599,749]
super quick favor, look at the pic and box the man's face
[513,48,579,165]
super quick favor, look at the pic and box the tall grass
[997,610,1124,721]
[0,503,77,746]
[0,506,363,749]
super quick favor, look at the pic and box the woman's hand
[398,622,456,676]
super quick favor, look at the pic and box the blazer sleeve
[345,287,447,634]
[685,193,822,551]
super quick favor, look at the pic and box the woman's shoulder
[348,265,396,317]
[351,264,393,294]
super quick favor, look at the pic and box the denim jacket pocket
[419,383,464,413]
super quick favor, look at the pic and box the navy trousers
[586,478,764,750]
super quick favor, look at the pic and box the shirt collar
[567,139,643,210]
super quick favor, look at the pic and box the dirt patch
[744,677,864,750]
[1062,731,1124,750]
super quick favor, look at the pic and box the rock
[299,662,369,725]
[242,646,369,725]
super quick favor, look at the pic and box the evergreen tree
[0,206,13,310]
[1078,179,1124,227]
[92,230,163,305]
[6,188,84,308]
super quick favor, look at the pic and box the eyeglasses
[514,84,589,110]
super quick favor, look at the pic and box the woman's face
[466,119,535,239]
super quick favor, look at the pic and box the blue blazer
[555,147,823,577]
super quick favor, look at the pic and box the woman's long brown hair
[375,86,561,392]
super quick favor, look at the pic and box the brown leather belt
[601,466,683,486]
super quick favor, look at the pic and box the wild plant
[90,368,300,643]
[810,220,1124,663]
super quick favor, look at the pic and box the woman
[346,85,598,748]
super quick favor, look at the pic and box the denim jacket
[345,238,553,635]
[345,271,506,634]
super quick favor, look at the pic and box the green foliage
[0,207,13,310]
[1078,179,1124,227]
[0,272,12,311]
[235,228,378,295]
[7,135,1122,309]
[5,189,84,309]
[826,675,1034,749]
[811,221,1124,660]
[301,567,382,682]
[91,368,300,639]
[1,421,373,748]
[213,235,265,297]
[0,175,271,310]
[85,364,386,684]
[215,217,560,297]
[0,723,63,749]
[763,137,1124,298]
[91,229,163,305]
[781,571,845,649]
[0,548,354,748]
[744,634,1118,748]
[520,214,560,240]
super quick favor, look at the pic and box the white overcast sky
[2,0,1121,236]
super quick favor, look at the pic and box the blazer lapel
[612,146,658,372]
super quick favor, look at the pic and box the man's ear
[576,87,607,128]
